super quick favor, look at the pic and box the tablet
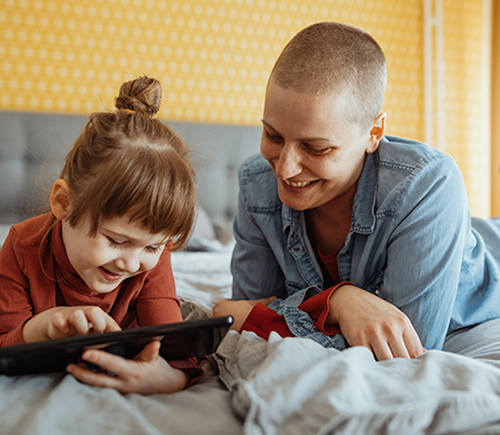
[0,315,233,376]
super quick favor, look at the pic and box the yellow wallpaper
[491,0,500,216]
[443,0,490,217]
[0,0,490,216]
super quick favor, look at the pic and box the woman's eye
[303,143,330,155]
[264,130,283,143]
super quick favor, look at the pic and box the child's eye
[145,245,161,254]
[106,237,126,248]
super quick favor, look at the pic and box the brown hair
[60,76,195,250]
[270,22,387,130]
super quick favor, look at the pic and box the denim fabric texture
[231,135,500,350]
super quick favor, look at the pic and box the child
[0,76,203,395]
[213,22,500,361]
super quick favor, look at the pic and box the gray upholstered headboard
[0,110,262,237]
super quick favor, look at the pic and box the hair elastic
[122,109,135,114]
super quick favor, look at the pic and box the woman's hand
[22,306,121,343]
[66,341,188,395]
[328,284,425,360]
[212,297,276,331]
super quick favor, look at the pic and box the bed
[2,111,500,435]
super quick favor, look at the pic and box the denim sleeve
[380,155,469,350]
[230,192,288,301]
[268,289,349,350]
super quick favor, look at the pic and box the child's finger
[133,341,161,363]
[85,307,122,333]
[68,309,91,335]
[52,312,69,332]
[67,359,124,392]
[78,349,129,379]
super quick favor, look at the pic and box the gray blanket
[213,319,500,435]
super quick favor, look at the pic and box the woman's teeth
[284,179,312,188]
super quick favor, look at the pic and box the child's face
[260,79,382,212]
[61,214,169,294]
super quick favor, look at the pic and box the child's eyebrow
[101,228,169,245]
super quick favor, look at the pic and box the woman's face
[62,214,169,294]
[260,79,384,212]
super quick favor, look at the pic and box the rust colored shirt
[0,213,202,382]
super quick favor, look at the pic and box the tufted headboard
[0,110,262,241]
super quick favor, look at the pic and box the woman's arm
[326,284,424,359]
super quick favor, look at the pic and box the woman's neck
[305,182,357,256]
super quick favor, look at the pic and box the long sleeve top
[0,213,202,382]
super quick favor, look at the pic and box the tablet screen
[0,316,233,376]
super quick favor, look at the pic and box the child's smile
[61,214,169,294]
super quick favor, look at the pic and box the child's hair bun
[115,76,162,117]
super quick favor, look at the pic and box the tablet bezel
[0,315,233,376]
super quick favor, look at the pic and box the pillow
[192,205,216,241]
[0,224,11,249]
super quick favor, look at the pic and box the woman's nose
[275,143,302,179]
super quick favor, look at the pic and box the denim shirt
[231,135,500,350]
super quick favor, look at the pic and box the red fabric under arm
[240,282,350,339]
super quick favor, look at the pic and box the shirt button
[293,246,300,253]
[292,323,298,329]
[375,289,380,295]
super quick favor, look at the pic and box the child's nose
[115,252,141,274]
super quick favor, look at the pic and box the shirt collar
[351,148,379,234]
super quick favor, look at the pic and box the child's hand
[22,306,121,343]
[212,297,276,331]
[66,341,189,395]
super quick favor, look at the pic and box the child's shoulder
[10,213,56,248]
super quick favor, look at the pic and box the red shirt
[0,213,202,382]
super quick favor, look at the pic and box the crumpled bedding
[213,319,500,435]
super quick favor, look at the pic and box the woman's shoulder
[238,153,273,177]
[237,154,281,214]
[379,135,458,171]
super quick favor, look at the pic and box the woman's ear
[366,112,386,154]
[50,179,71,220]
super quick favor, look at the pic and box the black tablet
[0,315,233,376]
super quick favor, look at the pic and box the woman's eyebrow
[261,119,334,144]
[261,119,279,134]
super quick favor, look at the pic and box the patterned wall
[0,0,490,216]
